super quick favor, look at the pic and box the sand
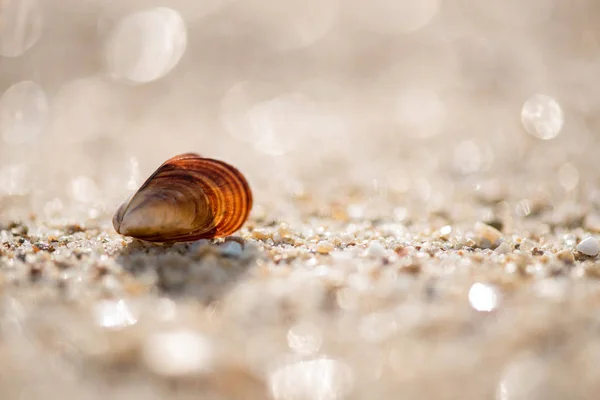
[2,187,600,400]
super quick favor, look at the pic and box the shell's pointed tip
[116,207,155,238]
[113,196,133,236]
[113,218,121,235]
[115,217,134,237]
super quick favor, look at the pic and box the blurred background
[1,0,598,223]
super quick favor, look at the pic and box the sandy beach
[2,1,600,399]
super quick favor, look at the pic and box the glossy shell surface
[113,153,252,242]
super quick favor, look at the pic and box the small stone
[330,237,342,247]
[219,241,243,258]
[518,239,536,253]
[251,228,272,241]
[315,241,335,254]
[366,241,386,257]
[576,237,600,257]
[473,222,503,249]
[436,225,452,240]
[555,249,574,265]
[277,224,294,239]
[495,242,512,254]
[340,232,355,244]
[531,247,544,256]
[394,246,409,257]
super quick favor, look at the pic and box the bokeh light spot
[105,7,187,84]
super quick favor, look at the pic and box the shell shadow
[115,237,258,304]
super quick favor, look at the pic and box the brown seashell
[113,153,252,242]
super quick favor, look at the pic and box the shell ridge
[113,153,252,242]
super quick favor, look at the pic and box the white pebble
[576,237,600,257]
[438,225,452,239]
[219,240,243,257]
[366,241,386,257]
[340,232,355,244]
[142,329,214,377]
[495,242,512,254]
[474,222,503,249]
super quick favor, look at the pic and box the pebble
[495,242,512,254]
[473,222,503,249]
[277,224,294,239]
[366,241,386,257]
[555,249,575,264]
[518,239,536,253]
[437,225,452,240]
[576,237,600,257]
[340,232,355,245]
[219,241,243,257]
[251,228,272,241]
[315,241,335,254]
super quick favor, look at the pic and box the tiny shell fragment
[576,237,600,257]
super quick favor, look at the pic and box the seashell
[113,153,252,243]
